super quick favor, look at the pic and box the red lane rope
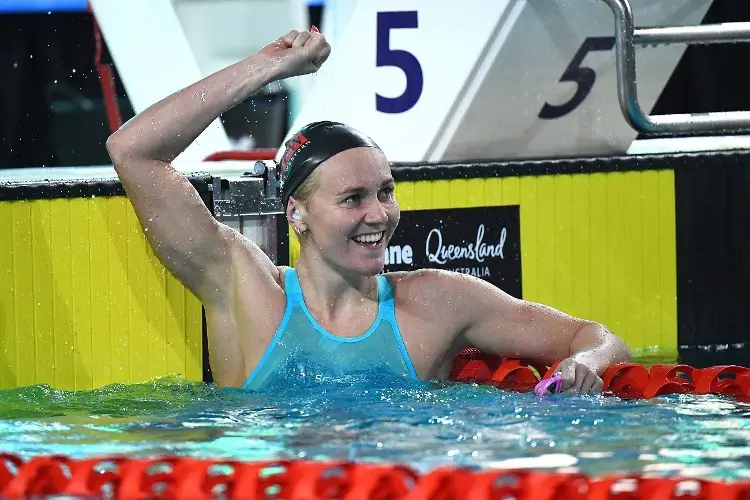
[450,349,750,401]
[1,454,748,499]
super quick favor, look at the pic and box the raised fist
[260,26,332,80]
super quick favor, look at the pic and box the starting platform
[289,0,750,161]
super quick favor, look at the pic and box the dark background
[0,5,324,169]
[1,3,750,169]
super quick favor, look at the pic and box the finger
[316,42,331,65]
[579,369,598,394]
[302,33,329,63]
[560,363,576,392]
[292,30,312,48]
[305,32,326,49]
[573,363,590,393]
[311,25,320,33]
[590,377,604,395]
[282,29,299,47]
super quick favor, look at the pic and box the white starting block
[89,0,750,164]
[286,0,750,162]
[88,0,310,166]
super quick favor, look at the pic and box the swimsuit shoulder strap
[377,274,397,320]
[283,267,303,301]
[378,274,419,380]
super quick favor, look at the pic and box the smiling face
[291,147,400,276]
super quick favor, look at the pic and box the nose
[364,198,388,225]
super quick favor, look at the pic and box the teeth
[353,232,384,243]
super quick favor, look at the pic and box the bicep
[455,275,583,365]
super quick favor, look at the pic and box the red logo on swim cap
[281,132,309,174]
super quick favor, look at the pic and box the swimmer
[106,28,631,394]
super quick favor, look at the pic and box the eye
[379,187,395,201]
[342,193,361,205]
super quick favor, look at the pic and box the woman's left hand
[556,357,604,394]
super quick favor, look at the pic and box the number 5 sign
[376,11,423,114]
[283,0,712,163]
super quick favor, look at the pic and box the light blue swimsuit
[242,268,419,391]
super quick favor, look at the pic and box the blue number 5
[376,11,423,114]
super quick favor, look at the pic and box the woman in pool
[106,28,631,394]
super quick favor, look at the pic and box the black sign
[383,206,522,299]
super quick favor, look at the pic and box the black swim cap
[279,121,381,209]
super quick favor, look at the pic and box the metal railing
[602,0,750,134]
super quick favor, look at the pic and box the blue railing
[0,0,87,12]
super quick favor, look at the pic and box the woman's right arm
[105,29,330,306]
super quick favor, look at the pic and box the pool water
[0,364,748,482]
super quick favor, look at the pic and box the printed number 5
[376,11,423,114]
[538,36,615,119]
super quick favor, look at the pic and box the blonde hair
[291,168,321,204]
[289,169,321,246]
